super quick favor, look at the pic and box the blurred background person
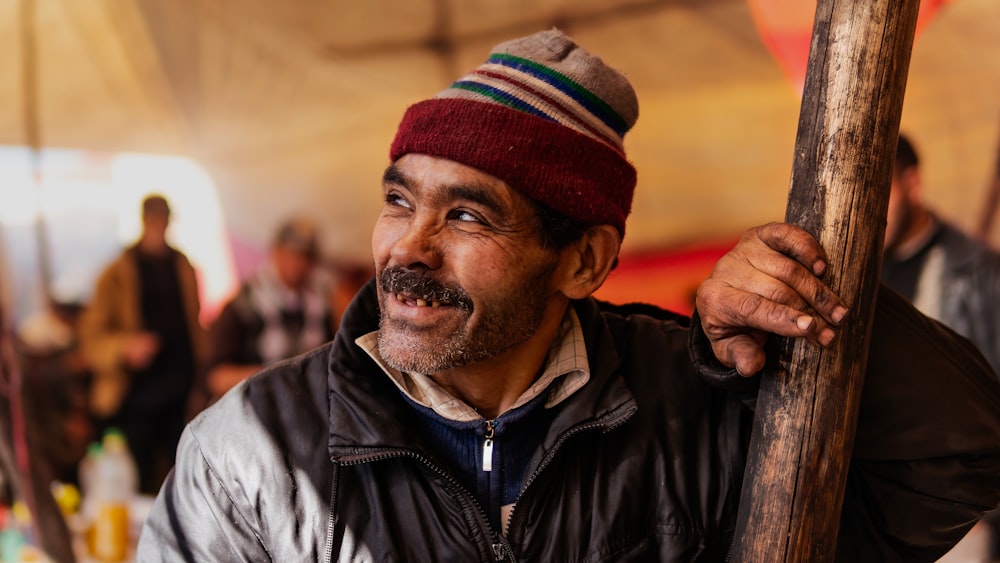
[882,132,1000,373]
[77,194,208,495]
[881,133,1000,562]
[205,217,336,402]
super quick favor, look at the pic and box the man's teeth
[396,293,441,307]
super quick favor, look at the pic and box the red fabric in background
[594,238,738,316]
[747,0,952,95]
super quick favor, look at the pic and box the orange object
[89,503,129,562]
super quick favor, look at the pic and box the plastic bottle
[78,441,102,501]
[74,442,104,546]
[87,429,138,562]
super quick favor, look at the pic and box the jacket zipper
[333,404,635,560]
[505,403,636,535]
[335,448,514,561]
[323,464,339,563]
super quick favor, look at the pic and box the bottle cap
[102,428,127,451]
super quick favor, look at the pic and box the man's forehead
[383,154,526,208]
[385,154,503,185]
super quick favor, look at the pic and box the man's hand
[695,222,849,377]
[123,331,160,371]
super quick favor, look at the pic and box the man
[882,135,1000,559]
[138,30,1000,561]
[78,195,207,495]
[882,133,1000,372]
[205,217,335,401]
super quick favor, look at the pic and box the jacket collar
[936,219,986,271]
[327,278,637,461]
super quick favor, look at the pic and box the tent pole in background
[731,0,919,560]
[14,2,76,562]
[977,124,1000,240]
[20,0,53,309]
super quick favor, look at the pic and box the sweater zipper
[482,419,495,472]
[336,448,513,561]
[505,402,636,535]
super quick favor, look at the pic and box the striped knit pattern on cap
[390,29,639,236]
[437,50,632,153]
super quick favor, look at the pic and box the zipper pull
[483,419,495,472]
[492,542,506,560]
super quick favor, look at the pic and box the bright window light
[0,147,238,326]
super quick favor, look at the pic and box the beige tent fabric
[1,0,998,264]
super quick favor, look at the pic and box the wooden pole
[732,1,919,561]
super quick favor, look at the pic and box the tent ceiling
[1,0,998,265]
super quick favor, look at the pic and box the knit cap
[390,29,639,236]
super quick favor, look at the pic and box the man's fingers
[751,222,829,276]
[711,257,810,313]
[698,282,835,345]
[698,282,800,337]
[735,224,849,327]
[745,250,847,327]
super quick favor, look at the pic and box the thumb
[714,333,768,377]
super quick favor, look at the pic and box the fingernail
[813,260,826,275]
[819,328,836,346]
[795,315,814,331]
[832,306,847,324]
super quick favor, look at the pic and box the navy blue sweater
[404,389,559,531]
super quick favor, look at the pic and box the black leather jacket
[139,281,1000,562]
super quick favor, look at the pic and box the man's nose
[389,219,444,271]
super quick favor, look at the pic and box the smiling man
[138,30,1000,562]
[372,155,609,419]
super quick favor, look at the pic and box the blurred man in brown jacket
[78,195,207,494]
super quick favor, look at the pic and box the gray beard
[376,261,557,375]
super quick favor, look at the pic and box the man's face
[884,166,917,253]
[142,211,169,244]
[272,245,315,291]
[372,154,564,375]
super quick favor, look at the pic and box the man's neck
[137,234,170,257]
[890,210,938,262]
[429,301,568,419]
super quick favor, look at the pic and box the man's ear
[558,225,621,300]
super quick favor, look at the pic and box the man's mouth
[394,292,443,308]
[380,267,472,311]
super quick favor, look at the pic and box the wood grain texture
[732,0,919,560]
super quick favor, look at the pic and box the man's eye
[385,192,411,209]
[452,210,484,224]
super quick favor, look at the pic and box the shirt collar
[355,307,590,422]
[890,214,941,262]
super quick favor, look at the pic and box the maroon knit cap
[390,29,639,237]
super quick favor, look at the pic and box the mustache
[379,267,473,310]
